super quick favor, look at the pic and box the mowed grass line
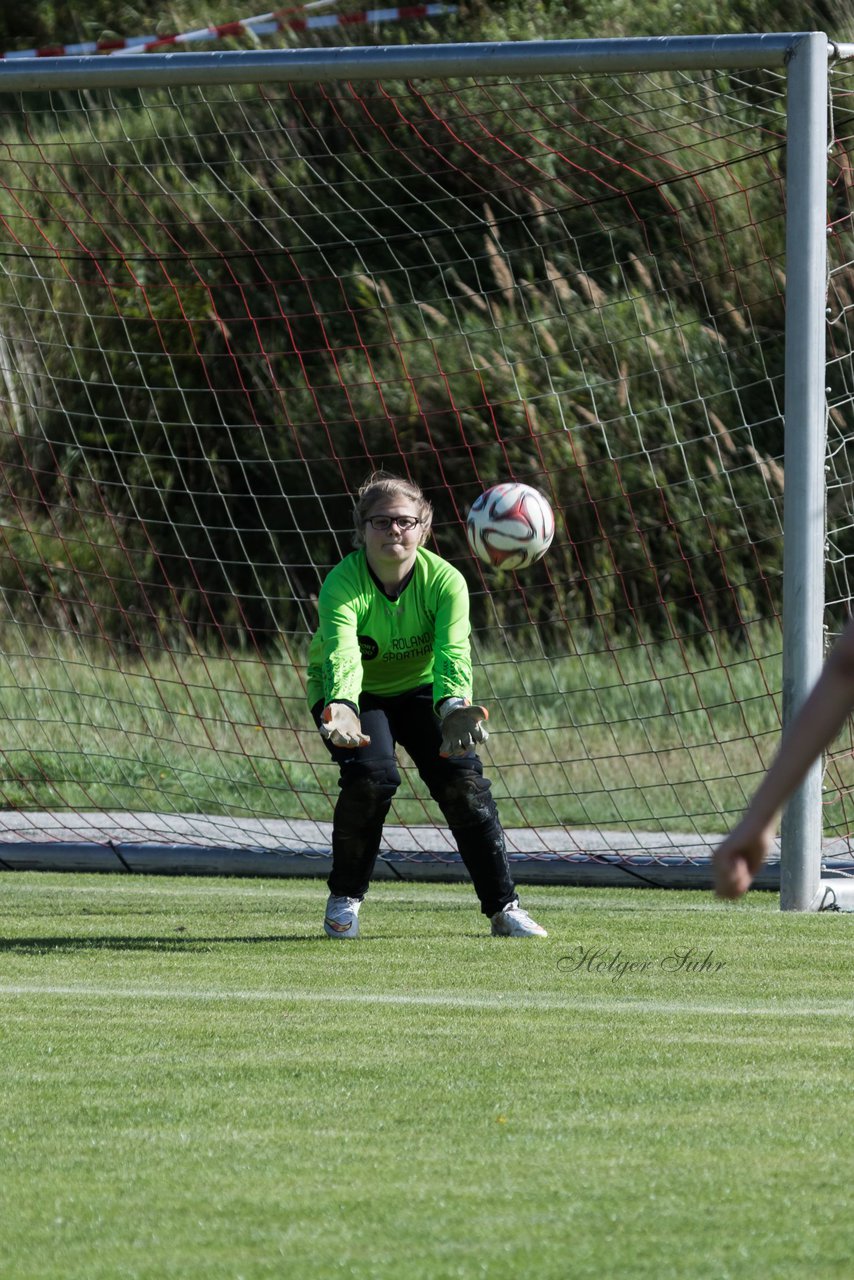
[1,875,853,1279]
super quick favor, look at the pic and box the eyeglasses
[364,515,421,532]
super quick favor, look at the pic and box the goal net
[0,38,848,892]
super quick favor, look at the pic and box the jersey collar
[366,557,416,601]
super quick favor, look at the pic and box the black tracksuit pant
[314,684,516,916]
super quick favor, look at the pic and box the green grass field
[2,873,853,1279]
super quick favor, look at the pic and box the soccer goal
[0,32,852,909]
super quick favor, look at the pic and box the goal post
[779,32,829,911]
[0,32,849,908]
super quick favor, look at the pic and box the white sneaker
[490,899,548,937]
[323,894,362,939]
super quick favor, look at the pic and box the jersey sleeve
[431,563,473,708]
[313,565,364,708]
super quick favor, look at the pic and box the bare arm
[714,618,854,899]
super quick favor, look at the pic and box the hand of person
[320,703,371,749]
[713,822,774,900]
[438,699,489,758]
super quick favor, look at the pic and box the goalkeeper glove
[438,698,489,758]
[320,703,371,749]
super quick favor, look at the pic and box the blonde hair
[352,471,433,547]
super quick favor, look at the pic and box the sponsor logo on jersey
[358,634,379,660]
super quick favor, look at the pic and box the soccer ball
[466,482,555,571]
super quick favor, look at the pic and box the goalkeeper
[307,471,547,940]
[714,615,854,899]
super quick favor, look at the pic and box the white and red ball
[466,482,555,571]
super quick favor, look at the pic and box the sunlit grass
[1,874,853,1279]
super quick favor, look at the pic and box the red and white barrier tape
[0,3,457,60]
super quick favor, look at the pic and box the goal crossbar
[0,33,826,91]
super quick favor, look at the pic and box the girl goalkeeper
[307,471,547,939]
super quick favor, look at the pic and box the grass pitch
[1,874,853,1279]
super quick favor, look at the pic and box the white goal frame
[0,31,846,910]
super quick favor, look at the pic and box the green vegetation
[1,1,851,52]
[1,0,853,647]
[1,874,853,1278]
[0,622,793,832]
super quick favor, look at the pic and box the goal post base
[815,879,854,912]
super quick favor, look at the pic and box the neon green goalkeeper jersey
[306,546,473,709]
